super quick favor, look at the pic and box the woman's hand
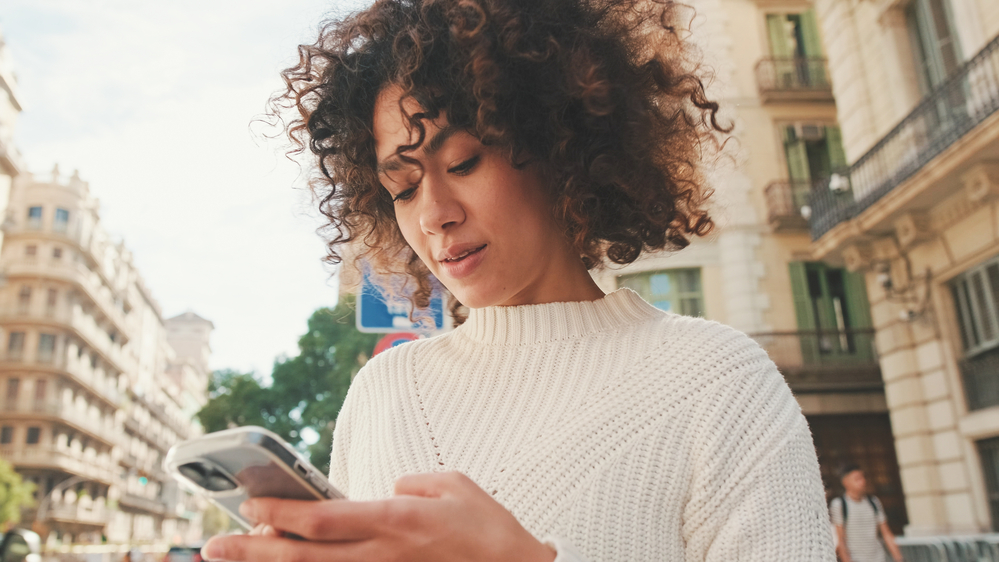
[201,471,557,562]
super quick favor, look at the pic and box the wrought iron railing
[749,329,882,391]
[961,345,999,411]
[764,180,814,228]
[755,57,832,93]
[810,32,999,239]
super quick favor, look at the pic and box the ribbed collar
[459,288,661,345]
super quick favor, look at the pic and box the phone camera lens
[179,462,238,492]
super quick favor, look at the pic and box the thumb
[394,471,472,498]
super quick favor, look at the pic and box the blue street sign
[356,269,445,334]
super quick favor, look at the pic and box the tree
[0,458,35,527]
[197,294,380,475]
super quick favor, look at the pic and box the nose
[418,174,465,235]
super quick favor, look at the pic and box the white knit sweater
[329,289,835,561]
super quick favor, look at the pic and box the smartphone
[164,426,345,530]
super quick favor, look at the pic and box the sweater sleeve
[682,337,836,562]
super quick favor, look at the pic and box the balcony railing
[755,57,833,101]
[3,399,118,446]
[961,345,999,411]
[0,445,117,485]
[810,32,999,239]
[764,180,813,230]
[749,329,883,391]
[119,492,167,515]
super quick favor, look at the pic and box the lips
[442,245,485,262]
[437,243,487,279]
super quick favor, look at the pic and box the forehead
[373,85,435,160]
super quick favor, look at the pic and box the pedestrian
[202,0,835,560]
[830,464,904,562]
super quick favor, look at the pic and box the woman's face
[373,86,592,308]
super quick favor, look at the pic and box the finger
[202,534,379,562]
[243,498,399,542]
[394,471,471,498]
[248,523,280,537]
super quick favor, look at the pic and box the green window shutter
[826,126,848,171]
[789,262,817,331]
[790,262,820,364]
[799,10,824,58]
[785,134,812,183]
[767,15,793,58]
[843,271,873,329]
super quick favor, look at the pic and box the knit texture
[329,289,836,561]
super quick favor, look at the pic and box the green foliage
[196,294,380,475]
[0,458,35,526]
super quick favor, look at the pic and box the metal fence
[749,329,883,391]
[893,535,999,561]
[809,32,999,239]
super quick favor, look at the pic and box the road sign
[373,332,420,356]
[356,269,445,333]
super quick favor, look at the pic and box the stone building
[0,168,213,547]
[0,26,25,252]
[589,0,909,531]
[804,0,999,535]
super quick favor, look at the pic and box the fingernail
[239,500,256,519]
[202,537,221,559]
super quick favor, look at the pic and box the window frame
[952,255,999,358]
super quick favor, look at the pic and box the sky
[0,0,373,376]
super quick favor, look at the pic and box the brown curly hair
[273,0,726,317]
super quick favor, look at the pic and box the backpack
[840,494,879,521]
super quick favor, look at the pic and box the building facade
[0,27,25,254]
[588,0,908,531]
[0,168,213,547]
[805,0,999,535]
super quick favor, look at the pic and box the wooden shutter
[789,262,820,364]
[826,126,848,171]
[799,10,824,57]
[785,133,812,183]
[767,15,793,58]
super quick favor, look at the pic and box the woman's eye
[448,155,480,176]
[392,186,417,203]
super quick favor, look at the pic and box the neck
[846,490,864,501]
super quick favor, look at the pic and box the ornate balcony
[0,444,116,485]
[118,492,166,515]
[749,329,883,392]
[3,399,118,448]
[755,57,834,103]
[809,32,999,241]
[764,180,813,231]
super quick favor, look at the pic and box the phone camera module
[179,462,238,492]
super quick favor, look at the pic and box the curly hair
[272,0,726,317]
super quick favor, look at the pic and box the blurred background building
[808,0,999,535]
[0,165,214,547]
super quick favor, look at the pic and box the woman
[203,0,835,560]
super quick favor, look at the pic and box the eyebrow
[377,124,461,174]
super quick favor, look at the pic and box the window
[46,288,58,316]
[979,436,999,530]
[789,262,874,362]
[618,269,704,316]
[7,332,25,360]
[25,427,40,445]
[0,426,12,444]
[54,208,69,233]
[17,286,31,315]
[906,0,962,93]
[764,10,826,88]
[37,334,56,363]
[26,206,42,229]
[34,379,47,402]
[952,257,999,355]
[6,378,19,400]
[782,124,848,185]
[24,245,37,257]
[52,247,62,260]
